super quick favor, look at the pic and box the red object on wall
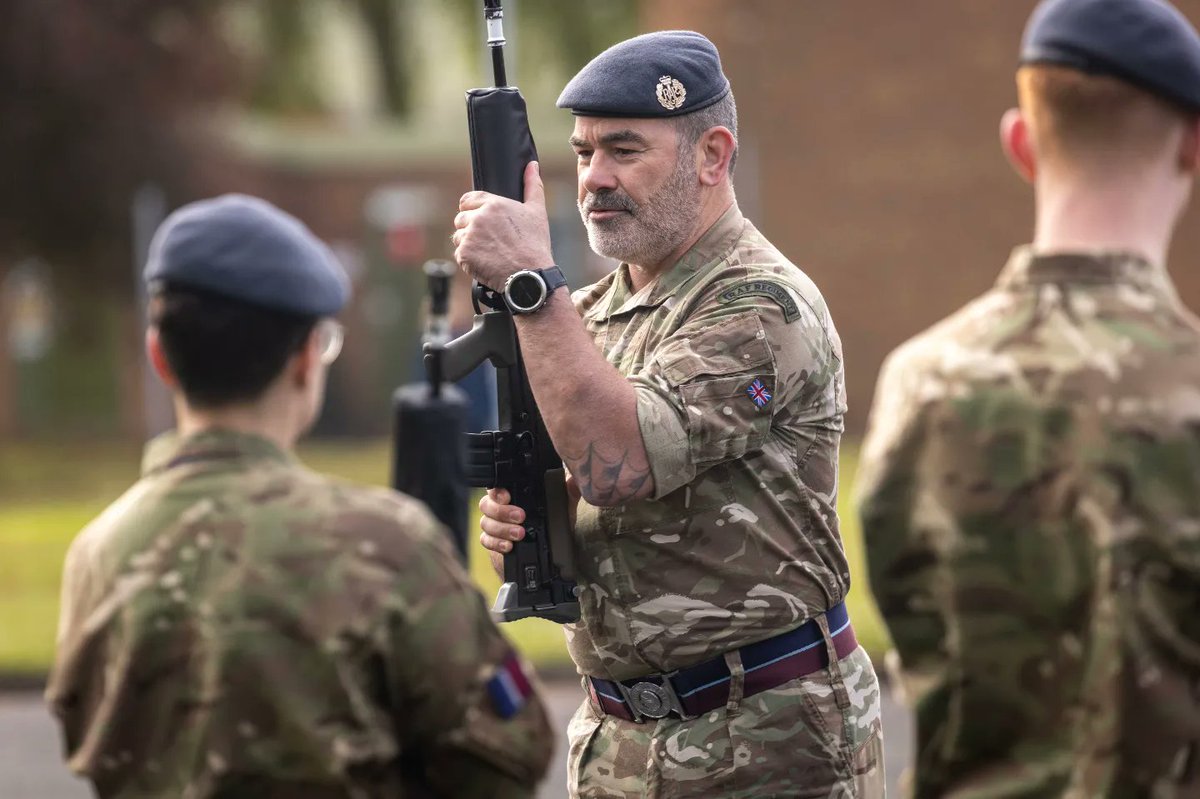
[386,224,427,264]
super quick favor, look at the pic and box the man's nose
[580,154,619,195]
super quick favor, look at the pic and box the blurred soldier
[456,32,884,798]
[857,0,1200,795]
[45,195,552,798]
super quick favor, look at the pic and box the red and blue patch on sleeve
[486,652,534,719]
[747,378,772,408]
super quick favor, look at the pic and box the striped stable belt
[587,601,857,723]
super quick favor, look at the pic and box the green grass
[0,438,889,674]
[0,503,101,671]
[836,449,893,661]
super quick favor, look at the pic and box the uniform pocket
[834,647,886,788]
[678,374,774,466]
[722,670,854,798]
[567,696,605,797]
[657,312,771,385]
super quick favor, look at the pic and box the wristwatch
[502,266,568,314]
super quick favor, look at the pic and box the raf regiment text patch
[717,281,801,323]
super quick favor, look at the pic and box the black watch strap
[537,265,568,295]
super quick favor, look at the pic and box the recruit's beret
[556,30,731,118]
[144,194,349,317]
[1021,0,1200,113]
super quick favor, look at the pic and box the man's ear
[1178,116,1200,173]
[697,126,736,187]
[145,327,179,390]
[1000,108,1037,183]
[289,328,319,389]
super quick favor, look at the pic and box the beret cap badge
[655,75,687,110]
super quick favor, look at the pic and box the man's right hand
[478,477,580,577]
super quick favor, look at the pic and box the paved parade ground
[0,678,911,799]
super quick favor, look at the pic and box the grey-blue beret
[1021,0,1200,113]
[556,30,731,118]
[144,194,349,317]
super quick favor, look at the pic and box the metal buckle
[614,673,694,722]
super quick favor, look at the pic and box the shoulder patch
[486,651,534,720]
[717,281,801,323]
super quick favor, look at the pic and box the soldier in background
[857,0,1200,795]
[45,194,552,798]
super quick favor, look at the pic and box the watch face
[507,272,546,312]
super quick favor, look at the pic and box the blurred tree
[0,0,236,435]
[0,0,636,288]
[245,0,414,119]
[356,0,414,118]
[446,0,639,76]
[244,0,637,122]
[246,0,326,116]
[0,0,236,292]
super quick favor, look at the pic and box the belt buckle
[615,672,694,722]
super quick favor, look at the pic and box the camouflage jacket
[857,248,1200,797]
[46,429,552,799]
[567,204,852,681]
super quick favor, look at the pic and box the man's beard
[578,158,702,267]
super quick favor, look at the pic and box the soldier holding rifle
[456,32,884,798]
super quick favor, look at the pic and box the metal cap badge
[656,75,686,110]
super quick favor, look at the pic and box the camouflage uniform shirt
[46,429,552,799]
[857,248,1200,797]
[565,206,883,797]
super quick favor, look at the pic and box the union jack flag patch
[486,652,534,719]
[747,378,772,408]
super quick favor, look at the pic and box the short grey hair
[673,91,738,177]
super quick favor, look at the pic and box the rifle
[433,0,579,623]
[392,260,470,561]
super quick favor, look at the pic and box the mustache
[580,191,637,214]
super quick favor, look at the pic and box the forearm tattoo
[566,441,653,505]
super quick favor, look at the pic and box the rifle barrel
[483,0,508,87]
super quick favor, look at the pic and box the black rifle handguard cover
[466,88,537,202]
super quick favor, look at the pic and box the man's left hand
[453,161,553,291]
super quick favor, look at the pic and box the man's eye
[615,148,638,156]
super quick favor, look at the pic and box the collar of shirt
[585,203,748,323]
[997,245,1181,302]
[140,428,295,477]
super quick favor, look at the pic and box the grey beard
[579,165,701,268]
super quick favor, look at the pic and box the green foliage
[0,438,889,675]
[443,0,639,86]
[513,0,640,73]
[355,0,414,118]
[245,0,328,116]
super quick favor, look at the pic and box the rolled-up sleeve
[632,311,776,498]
